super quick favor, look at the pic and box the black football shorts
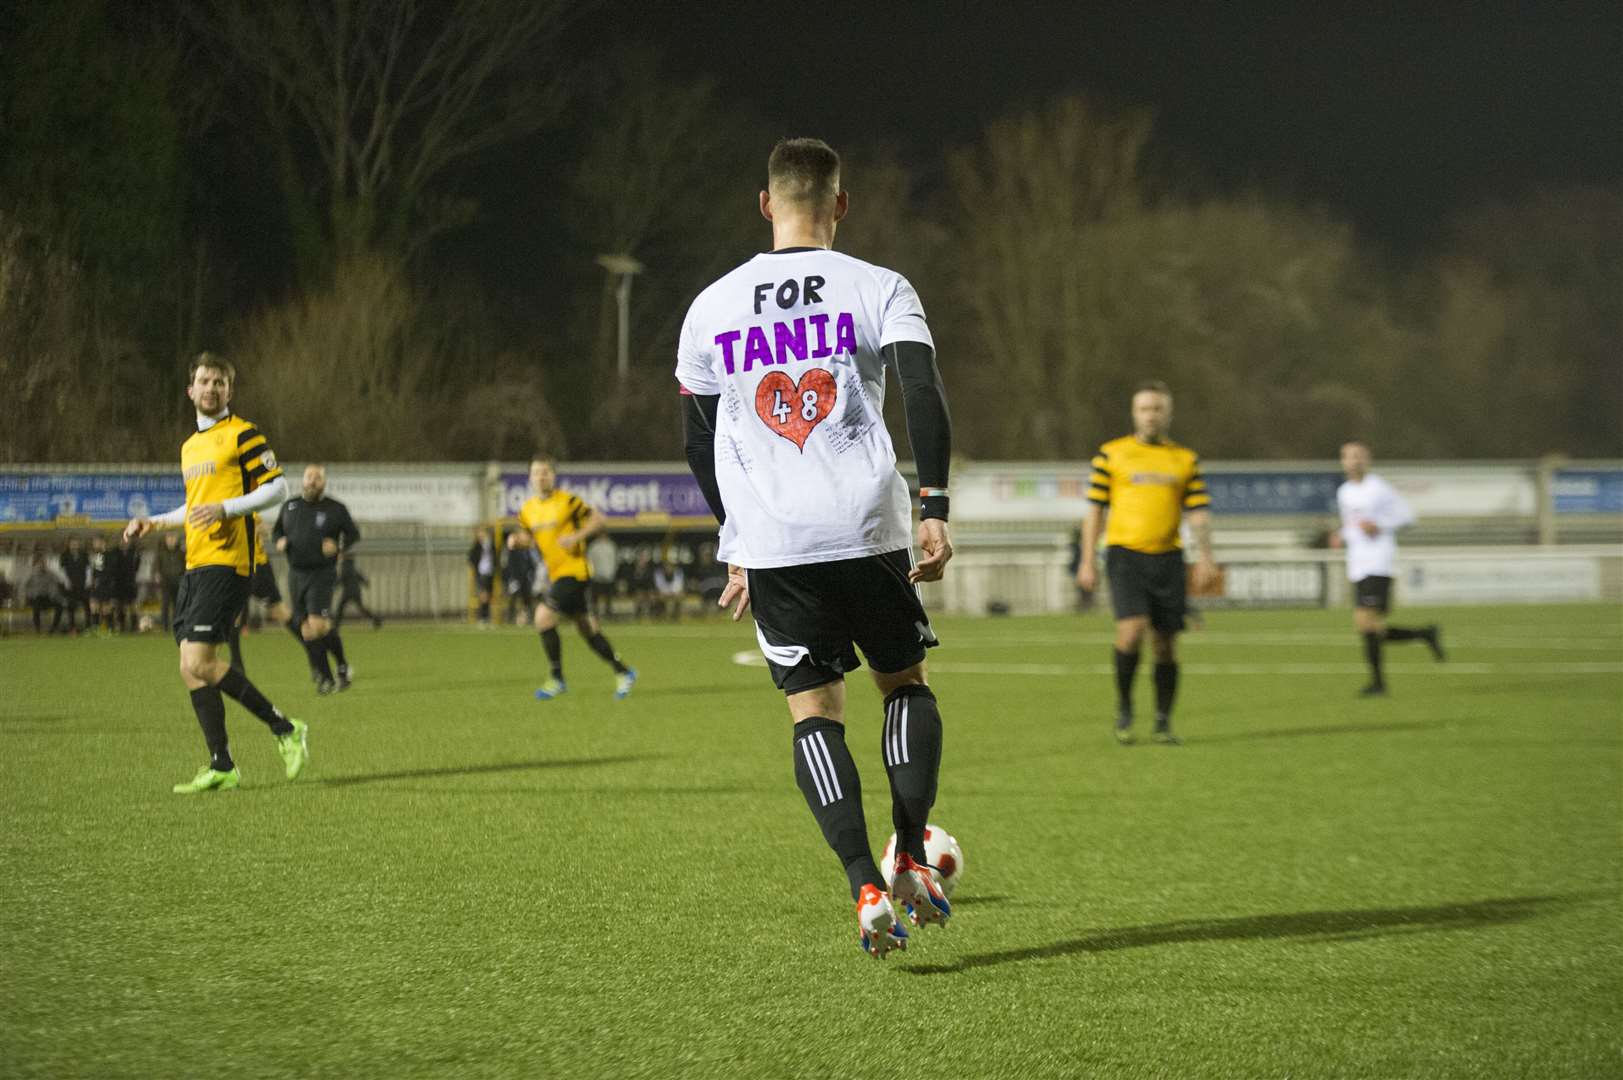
[747,549,939,696]
[172,567,250,645]
[1106,547,1188,633]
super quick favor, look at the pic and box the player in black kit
[273,464,361,693]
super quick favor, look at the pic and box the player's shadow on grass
[904,893,1594,976]
[1198,718,1451,742]
[315,754,661,788]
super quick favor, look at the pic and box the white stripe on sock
[813,730,843,802]
[900,698,911,765]
[799,737,831,806]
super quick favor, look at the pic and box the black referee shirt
[273,496,361,570]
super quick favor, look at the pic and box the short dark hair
[189,350,235,387]
[1134,379,1171,398]
[767,138,841,204]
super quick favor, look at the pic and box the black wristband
[920,495,949,521]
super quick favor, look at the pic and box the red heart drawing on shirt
[754,368,837,451]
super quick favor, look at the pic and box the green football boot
[533,678,567,701]
[277,719,310,780]
[173,765,241,795]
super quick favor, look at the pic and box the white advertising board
[309,469,484,525]
[1396,554,1601,604]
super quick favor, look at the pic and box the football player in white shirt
[1334,441,1444,696]
[677,138,954,959]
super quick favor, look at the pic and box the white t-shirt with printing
[1336,473,1415,581]
[675,248,933,569]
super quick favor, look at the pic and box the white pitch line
[727,651,1623,677]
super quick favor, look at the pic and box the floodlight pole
[596,254,645,379]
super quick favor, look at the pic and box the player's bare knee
[872,662,927,697]
[534,606,557,632]
[787,681,845,725]
[1151,633,1177,664]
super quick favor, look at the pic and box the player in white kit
[677,138,954,959]
[1335,441,1445,696]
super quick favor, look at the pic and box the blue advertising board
[1553,469,1623,514]
[0,472,184,526]
[498,471,713,525]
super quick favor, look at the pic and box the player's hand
[321,538,338,557]
[910,519,953,583]
[1359,519,1380,538]
[557,531,581,553]
[1077,562,1097,592]
[1191,557,1220,592]
[188,502,224,528]
[124,517,153,542]
[276,537,289,553]
[718,563,750,621]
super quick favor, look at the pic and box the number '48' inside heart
[754,369,837,451]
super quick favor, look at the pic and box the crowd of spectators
[2,532,178,635]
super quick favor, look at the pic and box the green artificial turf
[2,604,1619,1078]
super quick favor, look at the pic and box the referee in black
[274,464,361,693]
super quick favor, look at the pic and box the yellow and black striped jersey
[519,490,592,582]
[180,414,283,574]
[1088,435,1210,554]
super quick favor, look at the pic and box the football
[879,823,964,898]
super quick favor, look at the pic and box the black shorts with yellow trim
[747,549,939,696]
[173,566,250,645]
[1106,546,1188,633]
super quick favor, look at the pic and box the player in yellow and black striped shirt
[518,457,636,701]
[1076,381,1218,745]
[125,352,308,794]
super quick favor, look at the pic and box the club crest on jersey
[755,368,837,451]
[715,312,858,375]
[315,512,327,528]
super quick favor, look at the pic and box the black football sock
[304,639,333,680]
[1362,631,1384,686]
[1113,648,1141,713]
[881,685,944,865]
[227,623,247,676]
[1384,626,1423,642]
[325,632,348,669]
[478,599,490,622]
[540,628,563,679]
[189,686,234,771]
[286,618,304,645]
[1153,662,1179,728]
[585,631,629,674]
[216,668,293,736]
[792,717,884,900]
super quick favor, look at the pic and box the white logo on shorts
[194,624,212,632]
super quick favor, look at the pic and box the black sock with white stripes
[792,716,883,900]
[881,685,943,865]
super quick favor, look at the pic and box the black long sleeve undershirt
[682,391,726,525]
[885,340,952,521]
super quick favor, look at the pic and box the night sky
[592,1,1622,252]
